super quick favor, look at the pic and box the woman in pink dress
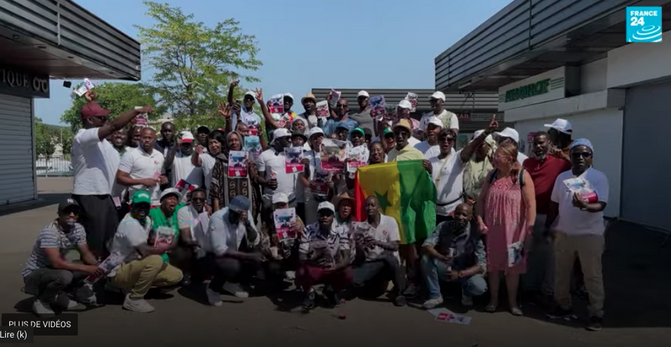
[476,141,536,315]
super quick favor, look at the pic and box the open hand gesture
[255,88,264,102]
[218,102,231,118]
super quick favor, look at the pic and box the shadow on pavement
[0,193,70,217]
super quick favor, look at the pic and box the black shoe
[181,274,192,287]
[323,289,340,308]
[546,306,574,320]
[302,291,316,311]
[393,295,407,307]
[586,316,603,331]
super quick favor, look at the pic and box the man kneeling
[107,191,184,313]
[421,203,488,309]
[351,196,407,306]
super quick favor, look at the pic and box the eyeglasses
[571,152,592,159]
[439,137,455,143]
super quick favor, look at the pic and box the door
[0,94,35,205]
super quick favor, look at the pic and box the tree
[60,82,163,132]
[35,118,56,159]
[135,1,262,125]
[59,130,74,157]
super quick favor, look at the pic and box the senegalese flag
[354,160,437,244]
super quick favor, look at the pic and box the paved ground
[0,178,670,346]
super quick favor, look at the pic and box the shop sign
[498,67,567,111]
[0,66,50,98]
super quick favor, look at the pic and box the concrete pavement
[0,178,669,346]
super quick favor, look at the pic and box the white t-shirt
[171,151,204,188]
[198,154,217,194]
[255,148,298,201]
[108,213,153,276]
[551,168,609,236]
[177,205,210,249]
[72,128,120,195]
[415,141,441,158]
[407,136,421,147]
[419,109,460,131]
[117,147,165,205]
[517,152,528,165]
[365,215,401,261]
[429,149,465,216]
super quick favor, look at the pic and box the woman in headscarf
[209,131,258,218]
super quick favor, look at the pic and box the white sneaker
[285,271,296,280]
[206,287,222,307]
[461,293,474,307]
[32,299,55,315]
[64,298,80,310]
[422,296,444,309]
[223,282,249,298]
[122,294,155,313]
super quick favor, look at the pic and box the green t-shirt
[149,204,185,262]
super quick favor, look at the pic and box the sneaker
[122,294,155,313]
[323,289,340,308]
[285,271,296,280]
[205,287,222,307]
[422,296,444,309]
[393,295,407,307]
[32,299,55,316]
[586,316,603,331]
[403,283,419,298]
[302,290,316,311]
[223,282,249,298]
[75,284,98,305]
[461,294,474,307]
[547,306,574,320]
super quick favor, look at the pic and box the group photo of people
[23,81,609,332]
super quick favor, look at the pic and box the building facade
[434,0,671,229]
[0,0,141,206]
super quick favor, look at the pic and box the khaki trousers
[111,255,183,299]
[553,232,605,317]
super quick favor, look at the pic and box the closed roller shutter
[0,94,35,205]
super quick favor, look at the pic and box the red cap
[80,102,111,119]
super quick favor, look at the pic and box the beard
[532,147,550,160]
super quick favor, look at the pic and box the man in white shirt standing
[116,127,167,207]
[414,116,442,158]
[494,127,528,164]
[546,139,608,332]
[71,92,153,258]
[419,91,460,135]
[165,130,204,200]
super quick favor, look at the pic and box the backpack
[489,168,525,188]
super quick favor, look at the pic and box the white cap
[244,90,256,98]
[470,129,495,144]
[317,201,335,214]
[426,116,443,128]
[569,138,594,153]
[308,127,324,137]
[271,128,292,143]
[272,192,289,204]
[160,188,183,201]
[357,90,370,98]
[397,99,413,109]
[430,91,446,101]
[544,118,573,134]
[494,127,520,143]
[180,131,195,143]
[284,93,294,100]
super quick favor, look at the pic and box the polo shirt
[551,168,609,236]
[118,147,165,205]
[387,144,425,162]
[523,155,571,214]
[357,215,400,261]
[419,110,460,131]
[72,128,120,195]
[255,148,298,201]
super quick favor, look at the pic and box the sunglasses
[571,152,592,159]
[191,197,205,202]
[439,137,455,143]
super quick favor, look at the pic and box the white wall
[607,31,671,88]
[580,59,607,94]
[514,109,622,218]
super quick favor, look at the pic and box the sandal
[510,306,523,316]
[485,302,498,313]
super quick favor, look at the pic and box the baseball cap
[470,129,495,145]
[392,119,413,133]
[426,116,443,129]
[430,91,446,102]
[80,102,111,119]
[357,90,370,98]
[272,192,289,204]
[309,127,325,138]
[291,130,307,141]
[196,126,210,134]
[336,121,353,131]
[494,127,520,144]
[272,128,292,143]
[58,198,79,212]
[283,93,294,101]
[350,127,365,136]
[132,190,151,205]
[544,118,573,134]
[180,131,195,143]
[229,195,251,211]
[397,99,412,110]
[569,138,594,153]
[160,188,182,201]
[383,127,393,137]
[244,90,256,99]
[317,201,335,214]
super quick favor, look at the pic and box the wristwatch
[458,271,465,278]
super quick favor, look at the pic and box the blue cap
[229,195,251,211]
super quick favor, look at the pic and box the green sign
[504,78,550,103]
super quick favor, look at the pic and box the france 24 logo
[626,7,663,43]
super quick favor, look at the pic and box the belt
[437,194,464,207]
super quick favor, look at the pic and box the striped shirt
[299,222,349,267]
[22,221,87,277]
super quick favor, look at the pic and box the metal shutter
[0,94,35,205]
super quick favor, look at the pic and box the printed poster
[154,226,174,247]
[243,135,262,160]
[312,171,331,197]
[228,151,249,178]
[346,146,368,173]
[316,100,330,119]
[320,138,347,173]
[563,177,598,203]
[284,147,304,173]
[84,252,125,284]
[405,92,418,113]
[429,308,472,325]
[175,179,196,204]
[273,207,297,240]
[269,94,284,114]
[329,89,341,108]
[370,95,386,118]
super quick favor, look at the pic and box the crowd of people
[22,82,610,332]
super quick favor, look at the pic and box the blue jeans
[421,255,488,300]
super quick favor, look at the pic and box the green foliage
[60,82,164,132]
[135,1,262,127]
[35,117,57,158]
[60,130,74,156]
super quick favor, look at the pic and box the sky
[35,0,511,125]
